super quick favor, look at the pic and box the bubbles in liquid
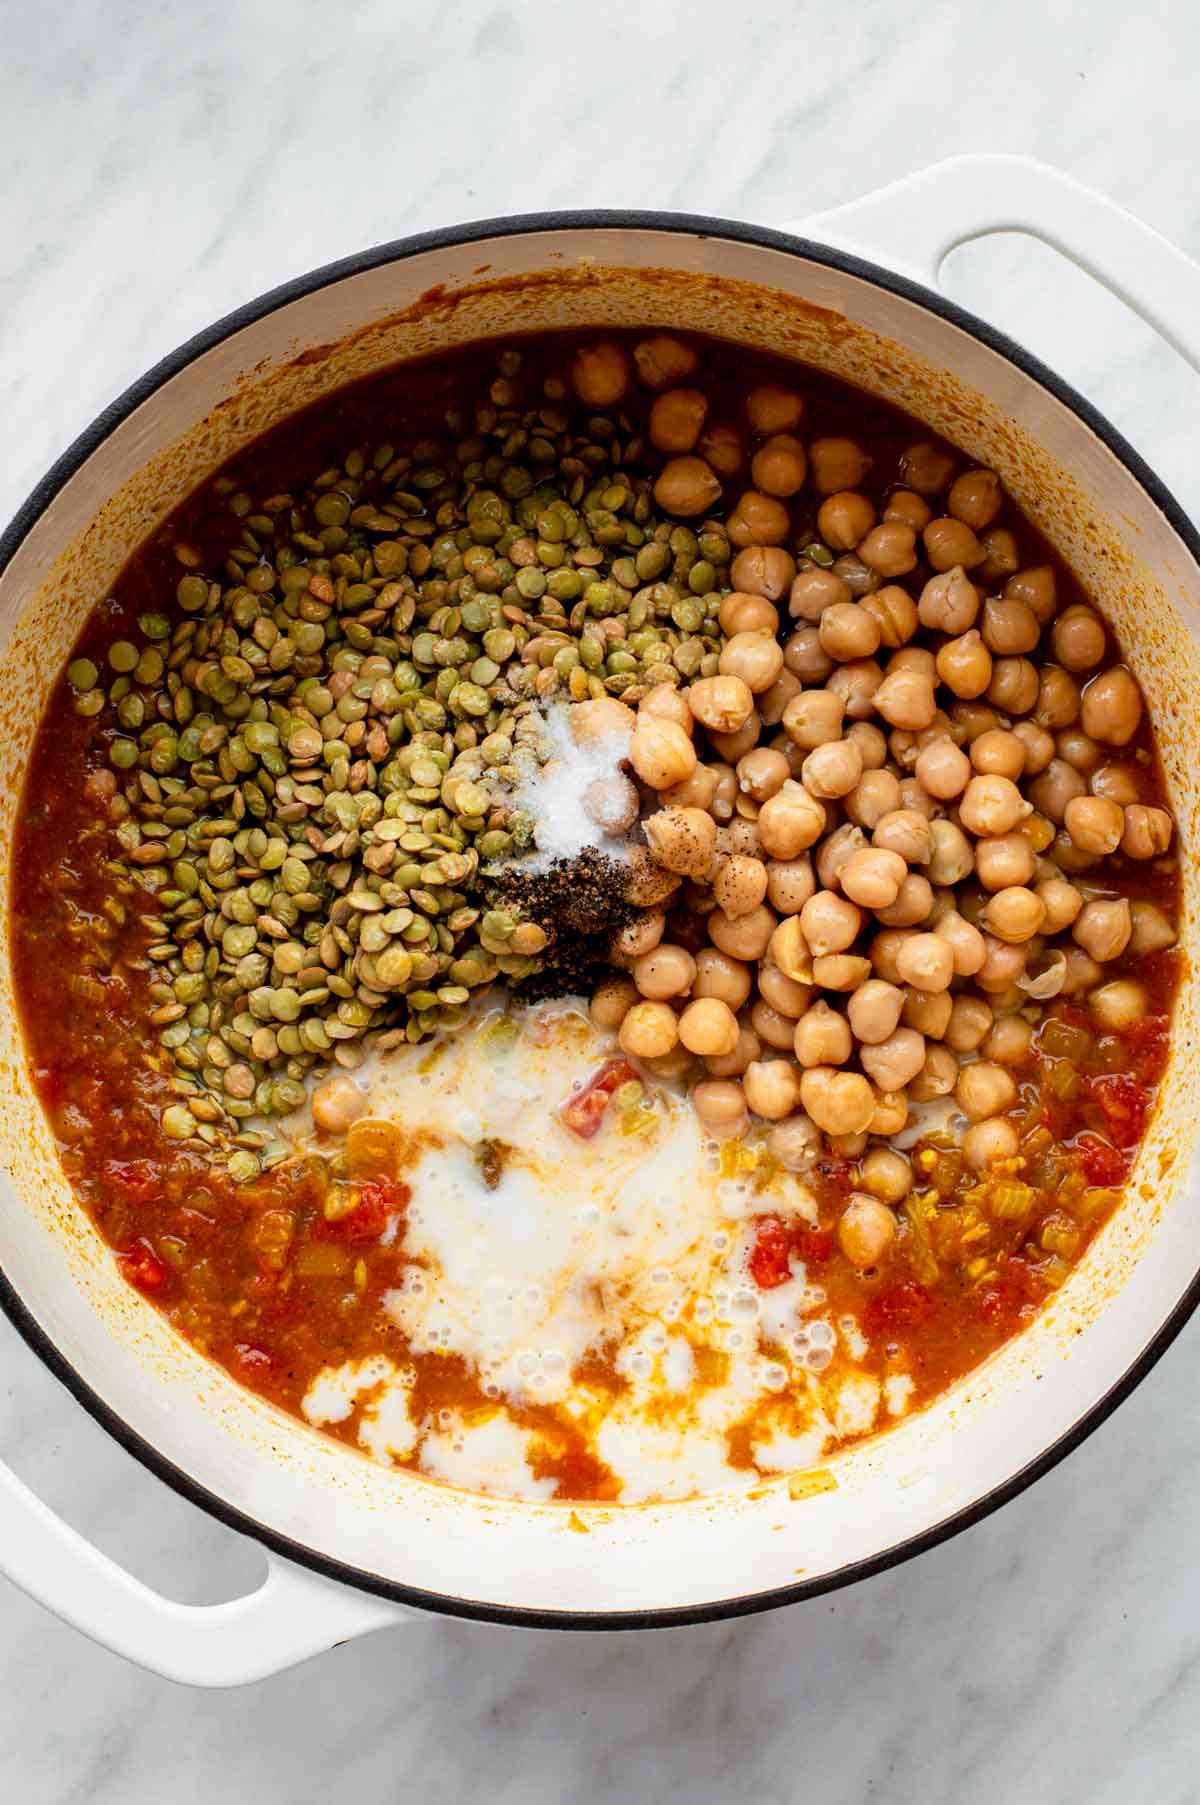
[762,1362,789,1392]
[804,1345,833,1372]
[693,1298,715,1325]
[730,1287,759,1318]
[661,1297,684,1323]
[727,1329,746,1352]
[646,1325,668,1352]
[628,1349,653,1378]
[712,1231,730,1253]
[650,1266,670,1285]
[808,1319,835,1349]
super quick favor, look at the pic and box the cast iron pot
[2,154,1200,1684]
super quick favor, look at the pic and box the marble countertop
[5,1,1200,1799]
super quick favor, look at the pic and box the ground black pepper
[486,848,636,1002]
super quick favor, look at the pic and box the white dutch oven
[3,155,1200,1687]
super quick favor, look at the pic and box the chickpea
[619,1000,680,1059]
[987,657,1039,715]
[982,1015,1033,1065]
[696,420,745,478]
[1080,666,1143,746]
[809,435,871,494]
[978,529,1021,591]
[661,764,719,813]
[311,1073,367,1134]
[611,909,667,964]
[981,596,1040,657]
[788,571,849,629]
[1121,804,1173,860]
[709,900,777,960]
[934,908,987,975]
[837,846,906,910]
[1034,666,1081,730]
[758,781,826,858]
[1090,979,1148,1032]
[630,715,698,790]
[709,713,762,765]
[750,432,808,497]
[767,1114,821,1172]
[653,455,721,518]
[860,584,918,650]
[589,973,640,1031]
[947,467,1003,530]
[818,491,876,552]
[744,1058,803,1120]
[985,885,1046,944]
[845,979,902,1045]
[782,689,845,751]
[976,935,1027,993]
[887,644,938,682]
[872,809,932,865]
[952,701,1000,744]
[844,768,903,829]
[1057,729,1102,774]
[955,1060,1017,1120]
[873,666,938,730]
[813,953,872,990]
[1033,879,1081,936]
[753,965,807,1021]
[639,681,694,736]
[644,806,718,878]
[634,334,698,389]
[764,856,816,918]
[648,387,708,454]
[896,932,955,993]
[793,1000,852,1067]
[1090,763,1140,808]
[838,1195,898,1268]
[819,601,882,663]
[1004,564,1057,622]
[718,632,785,696]
[686,674,752,735]
[693,948,753,1010]
[571,340,630,406]
[727,555,792,610]
[860,1027,926,1092]
[924,516,984,571]
[899,439,956,496]
[800,1065,875,1135]
[827,659,884,720]
[884,488,933,531]
[677,996,739,1058]
[627,942,693,1002]
[1027,758,1086,824]
[858,521,918,578]
[918,565,980,635]
[877,872,934,928]
[691,1078,749,1139]
[1047,602,1105,671]
[915,737,970,800]
[728,489,792,548]
[1129,899,1177,955]
[867,1090,907,1136]
[1060,946,1102,995]
[713,854,769,920]
[768,918,814,986]
[1073,897,1131,962]
[736,747,789,802]
[856,1148,908,1208]
[816,822,865,892]
[1064,794,1124,857]
[869,933,912,989]
[927,818,974,885]
[746,384,804,435]
[966,729,1021,781]
[959,774,1030,837]
[933,630,991,701]
[802,739,864,801]
[760,669,804,727]
[1012,721,1056,774]
[945,995,993,1053]
[902,986,953,1039]
[963,1116,1020,1172]
[908,1043,959,1101]
[798,889,861,958]
[1052,828,1098,876]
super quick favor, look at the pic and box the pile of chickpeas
[573,335,1177,1271]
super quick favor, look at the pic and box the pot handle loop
[0,1456,411,1686]
[787,152,1200,373]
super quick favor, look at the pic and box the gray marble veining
[4,1,1200,1799]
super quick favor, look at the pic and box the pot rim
[4,206,1199,1631]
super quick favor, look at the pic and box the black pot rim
[3,205,1199,1637]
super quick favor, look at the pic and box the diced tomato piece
[749,1215,793,1289]
[792,1223,834,1264]
[116,1240,167,1294]
[1088,1073,1151,1149]
[106,1159,161,1206]
[1074,1131,1128,1188]
[331,1177,408,1241]
[559,1057,640,1140]
[863,1280,933,1334]
[977,1279,1024,1329]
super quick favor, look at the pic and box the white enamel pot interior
[3,164,1200,1665]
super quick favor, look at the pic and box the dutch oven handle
[0,1459,410,1686]
[785,152,1200,373]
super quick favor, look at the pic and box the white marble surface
[4,0,1200,1798]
